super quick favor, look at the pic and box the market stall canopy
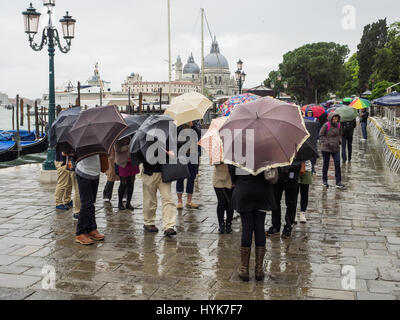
[372,92,400,107]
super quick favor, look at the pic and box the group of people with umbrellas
[49,91,367,280]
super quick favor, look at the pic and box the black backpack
[342,121,354,136]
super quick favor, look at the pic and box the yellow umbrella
[165,92,212,126]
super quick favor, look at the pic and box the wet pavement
[0,128,399,300]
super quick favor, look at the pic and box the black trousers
[271,179,299,230]
[103,180,114,200]
[214,187,233,225]
[118,176,135,205]
[297,183,309,212]
[76,175,99,236]
[341,135,353,162]
[240,211,266,247]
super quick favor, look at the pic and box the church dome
[183,53,200,74]
[204,37,229,70]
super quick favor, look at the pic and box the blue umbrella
[372,92,400,107]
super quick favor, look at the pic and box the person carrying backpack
[341,119,356,163]
[319,112,344,189]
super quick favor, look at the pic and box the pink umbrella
[198,117,227,164]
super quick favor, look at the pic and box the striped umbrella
[350,98,371,110]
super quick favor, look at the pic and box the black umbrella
[54,114,79,153]
[118,114,149,141]
[69,106,127,162]
[49,106,81,148]
[129,115,176,164]
[294,119,319,163]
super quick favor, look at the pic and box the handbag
[300,162,306,176]
[100,154,109,173]
[263,168,278,184]
[161,158,191,183]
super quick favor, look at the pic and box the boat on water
[0,130,48,163]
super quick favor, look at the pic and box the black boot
[218,222,225,234]
[225,222,232,234]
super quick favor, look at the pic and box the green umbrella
[335,106,358,122]
[343,97,353,103]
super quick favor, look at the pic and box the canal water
[0,107,46,169]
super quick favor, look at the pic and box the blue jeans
[322,151,341,184]
[361,122,368,139]
[176,163,198,195]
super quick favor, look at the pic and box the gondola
[20,134,48,156]
[0,141,18,162]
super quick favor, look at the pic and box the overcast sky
[1,0,399,99]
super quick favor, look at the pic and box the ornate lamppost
[235,59,246,95]
[22,1,76,171]
[270,73,288,99]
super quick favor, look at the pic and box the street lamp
[22,2,76,171]
[270,74,286,99]
[235,59,246,94]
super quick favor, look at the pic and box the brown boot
[75,234,94,245]
[239,247,251,282]
[255,246,266,281]
[87,229,105,241]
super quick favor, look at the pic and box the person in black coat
[266,163,301,239]
[229,165,276,282]
[341,118,357,162]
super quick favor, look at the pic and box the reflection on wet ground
[0,130,399,300]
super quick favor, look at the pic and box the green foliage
[357,19,388,92]
[337,53,359,98]
[371,22,400,84]
[275,42,349,104]
[368,80,400,100]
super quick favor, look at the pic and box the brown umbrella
[219,97,309,175]
[69,106,127,162]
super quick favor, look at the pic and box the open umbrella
[343,97,353,104]
[301,105,325,119]
[350,98,371,110]
[165,92,212,126]
[198,117,227,164]
[219,93,260,116]
[372,92,400,106]
[220,97,309,175]
[49,106,81,148]
[54,114,79,152]
[130,115,176,164]
[335,106,358,122]
[293,119,319,163]
[68,105,127,162]
[117,114,149,140]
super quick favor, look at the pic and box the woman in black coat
[229,165,276,282]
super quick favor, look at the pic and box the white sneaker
[299,212,307,223]
[103,198,111,203]
[294,212,300,224]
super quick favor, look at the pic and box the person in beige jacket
[213,163,234,234]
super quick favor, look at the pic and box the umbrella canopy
[198,117,227,164]
[117,114,149,140]
[301,105,325,118]
[343,97,353,104]
[219,93,260,117]
[54,114,79,152]
[49,106,81,148]
[69,106,127,162]
[165,92,212,126]
[350,98,371,110]
[220,97,309,175]
[335,106,358,122]
[372,92,400,107]
[130,115,176,163]
[293,119,319,163]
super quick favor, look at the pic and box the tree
[368,80,400,100]
[371,22,400,84]
[337,53,359,98]
[276,42,349,104]
[357,19,388,92]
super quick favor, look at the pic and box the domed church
[175,36,238,97]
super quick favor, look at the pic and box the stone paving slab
[0,130,399,300]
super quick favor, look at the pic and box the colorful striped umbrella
[350,98,371,110]
[218,93,260,116]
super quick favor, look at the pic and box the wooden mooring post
[35,101,39,139]
[12,105,15,130]
[20,98,24,127]
[27,105,31,133]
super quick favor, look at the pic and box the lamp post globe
[43,0,56,7]
[22,4,41,35]
[59,12,76,40]
[237,59,243,71]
